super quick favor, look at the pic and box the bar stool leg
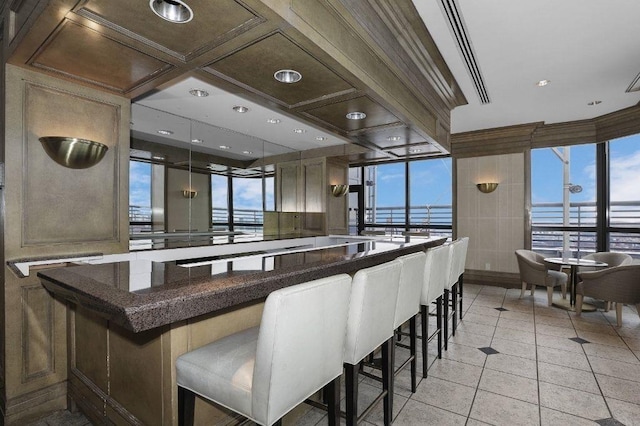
[324,377,340,426]
[409,316,417,392]
[436,295,443,359]
[382,338,393,426]
[443,289,449,351]
[178,386,195,426]
[459,274,464,320]
[344,363,359,426]
[451,283,458,336]
[421,305,428,378]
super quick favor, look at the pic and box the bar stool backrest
[455,237,469,278]
[447,239,465,289]
[252,274,352,425]
[395,251,427,328]
[422,244,450,305]
[343,260,402,365]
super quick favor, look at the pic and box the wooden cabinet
[274,157,348,235]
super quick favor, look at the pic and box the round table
[543,257,608,311]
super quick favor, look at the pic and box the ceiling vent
[439,0,490,104]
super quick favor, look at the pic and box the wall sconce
[182,189,198,199]
[331,184,349,197]
[39,137,108,169]
[476,183,499,194]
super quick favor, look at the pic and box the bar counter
[37,236,446,332]
[34,235,445,425]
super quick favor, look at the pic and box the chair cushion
[176,327,259,419]
[547,270,568,285]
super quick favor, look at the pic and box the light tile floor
[31,283,640,425]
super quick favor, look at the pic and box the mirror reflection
[128,75,349,249]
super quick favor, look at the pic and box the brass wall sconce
[182,189,198,199]
[39,137,108,169]
[331,184,349,197]
[476,183,499,193]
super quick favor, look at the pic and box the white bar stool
[420,244,449,375]
[454,237,469,321]
[393,251,426,393]
[343,260,402,426]
[176,274,352,426]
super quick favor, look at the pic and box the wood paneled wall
[1,64,129,424]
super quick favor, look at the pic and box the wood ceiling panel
[359,125,429,149]
[385,143,440,157]
[304,96,400,132]
[206,32,354,107]
[29,20,173,93]
[76,0,262,60]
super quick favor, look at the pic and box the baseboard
[464,269,520,288]
[2,381,67,425]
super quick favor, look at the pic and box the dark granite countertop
[38,237,446,332]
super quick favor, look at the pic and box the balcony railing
[129,200,640,257]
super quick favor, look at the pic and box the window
[409,158,452,238]
[211,174,228,230]
[358,157,453,237]
[531,144,596,257]
[232,176,264,234]
[608,134,640,256]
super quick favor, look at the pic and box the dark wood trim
[531,119,597,148]
[451,122,541,158]
[464,270,520,288]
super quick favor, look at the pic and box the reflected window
[364,163,405,234]
[211,174,228,230]
[232,176,264,234]
[129,160,152,233]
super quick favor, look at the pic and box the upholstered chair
[577,264,640,327]
[580,252,633,272]
[176,274,352,426]
[515,249,567,306]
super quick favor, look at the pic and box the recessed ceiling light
[149,0,194,24]
[346,112,366,120]
[536,79,550,87]
[316,136,327,141]
[189,88,209,97]
[293,129,306,134]
[191,138,203,144]
[219,145,230,149]
[409,148,422,154]
[587,100,602,106]
[232,105,249,113]
[274,69,302,84]
[266,118,281,124]
[157,129,173,135]
[242,150,253,154]
[152,155,165,160]
[387,136,401,141]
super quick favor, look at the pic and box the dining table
[543,257,608,311]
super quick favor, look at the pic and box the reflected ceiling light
[408,148,422,154]
[232,105,249,113]
[536,79,550,87]
[243,150,253,154]
[189,88,209,97]
[182,189,198,199]
[274,69,302,84]
[157,129,173,135]
[387,136,401,141]
[587,100,602,106]
[149,0,194,23]
[316,136,327,141]
[219,145,230,149]
[191,138,203,144]
[266,118,281,124]
[346,112,366,120]
[293,129,306,134]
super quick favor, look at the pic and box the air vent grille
[440,0,490,104]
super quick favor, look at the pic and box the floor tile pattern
[29,284,640,425]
